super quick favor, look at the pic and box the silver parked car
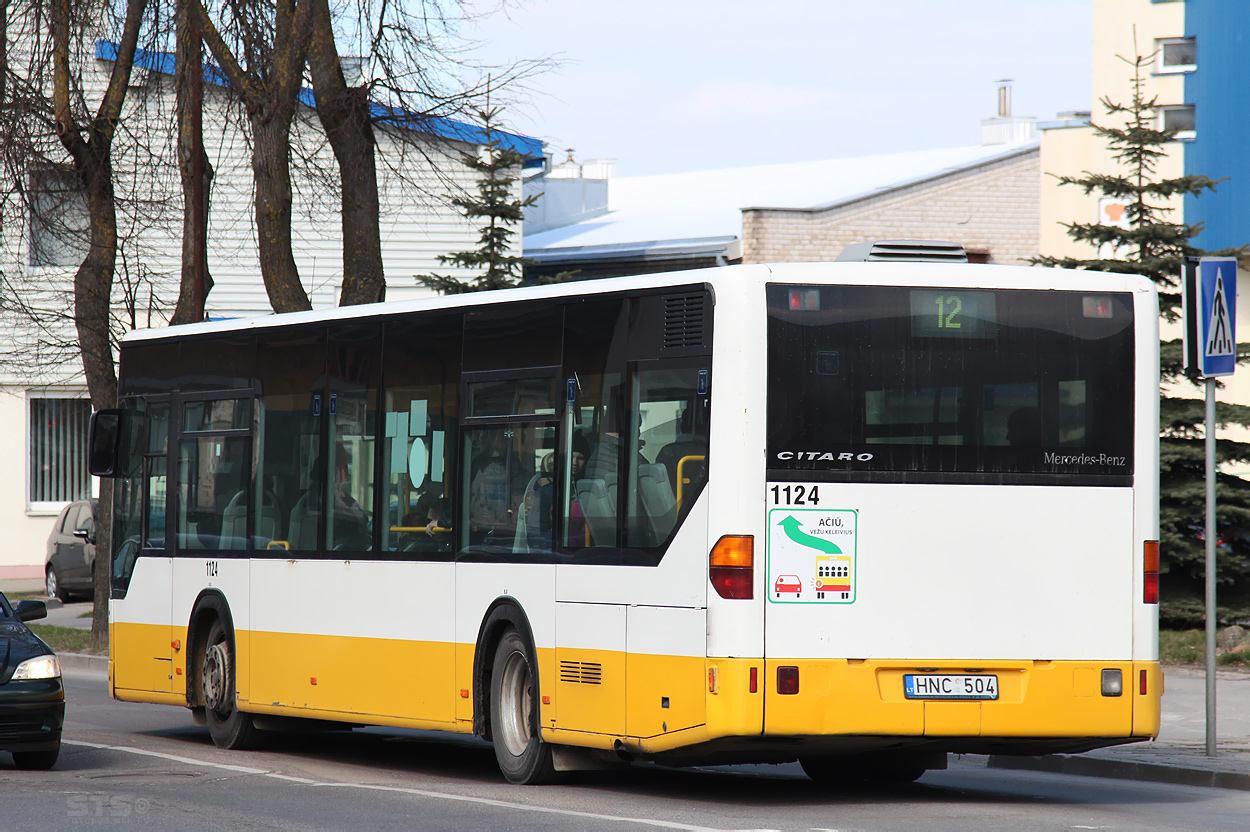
[44,499,97,602]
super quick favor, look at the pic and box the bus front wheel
[489,628,562,785]
[202,617,260,750]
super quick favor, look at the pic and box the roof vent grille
[835,240,968,263]
[663,293,705,349]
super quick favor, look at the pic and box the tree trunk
[77,156,120,650]
[252,112,312,312]
[51,0,147,649]
[195,0,314,314]
[171,0,214,326]
[308,0,384,306]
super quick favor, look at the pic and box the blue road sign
[1187,257,1238,378]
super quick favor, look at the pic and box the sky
[465,0,1093,177]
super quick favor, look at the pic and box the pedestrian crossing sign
[1183,257,1238,378]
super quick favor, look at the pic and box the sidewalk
[989,666,1250,790]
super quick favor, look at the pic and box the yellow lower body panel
[111,619,1158,757]
[761,659,1159,740]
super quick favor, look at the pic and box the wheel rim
[46,570,57,598]
[496,648,533,757]
[203,640,230,715]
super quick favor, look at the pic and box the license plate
[904,674,998,700]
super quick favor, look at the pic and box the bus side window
[256,331,326,554]
[380,315,461,560]
[623,365,709,552]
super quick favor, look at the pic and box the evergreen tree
[1033,51,1250,625]
[417,104,535,294]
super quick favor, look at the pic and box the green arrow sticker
[777,515,842,554]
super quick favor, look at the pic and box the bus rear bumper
[756,658,1160,744]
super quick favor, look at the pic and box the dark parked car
[0,592,64,770]
[44,499,97,602]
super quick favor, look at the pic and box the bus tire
[201,617,260,750]
[489,628,562,785]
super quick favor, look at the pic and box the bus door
[111,396,176,696]
[170,392,255,698]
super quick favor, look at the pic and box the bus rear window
[766,285,1135,485]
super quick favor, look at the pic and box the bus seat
[288,492,318,551]
[256,491,282,547]
[512,472,545,554]
[637,464,677,541]
[576,477,616,546]
[222,489,282,549]
[656,437,708,491]
[219,490,247,550]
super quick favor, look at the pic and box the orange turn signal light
[710,535,753,567]
[710,535,754,599]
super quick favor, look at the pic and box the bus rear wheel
[489,629,562,785]
[202,617,260,750]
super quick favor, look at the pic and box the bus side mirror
[89,409,125,477]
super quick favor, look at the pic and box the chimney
[981,79,1037,145]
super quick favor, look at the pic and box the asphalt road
[4,669,1250,830]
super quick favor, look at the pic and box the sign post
[1182,256,1238,758]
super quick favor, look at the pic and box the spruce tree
[417,105,535,294]
[1033,52,1250,626]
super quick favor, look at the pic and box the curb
[59,652,109,673]
[988,753,1250,792]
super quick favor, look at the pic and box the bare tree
[169,0,214,325]
[195,0,314,313]
[304,1,548,305]
[48,0,150,647]
[305,0,382,305]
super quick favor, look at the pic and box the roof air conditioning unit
[835,240,968,263]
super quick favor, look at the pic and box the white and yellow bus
[91,250,1161,784]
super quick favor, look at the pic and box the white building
[0,37,541,587]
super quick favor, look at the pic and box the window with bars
[29,397,92,506]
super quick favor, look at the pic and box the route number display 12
[910,289,996,339]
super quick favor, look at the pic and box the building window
[28,166,90,268]
[1156,37,1196,73]
[1160,105,1196,140]
[29,396,92,508]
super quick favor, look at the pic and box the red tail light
[777,666,800,695]
[1143,540,1159,604]
[710,535,753,599]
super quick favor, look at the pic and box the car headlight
[12,654,61,680]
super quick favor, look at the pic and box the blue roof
[96,40,544,165]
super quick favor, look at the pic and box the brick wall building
[741,144,1039,265]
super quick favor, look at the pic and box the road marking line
[65,740,268,774]
[63,739,723,830]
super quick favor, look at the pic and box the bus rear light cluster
[777,666,800,695]
[1143,540,1160,604]
[710,535,754,599]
